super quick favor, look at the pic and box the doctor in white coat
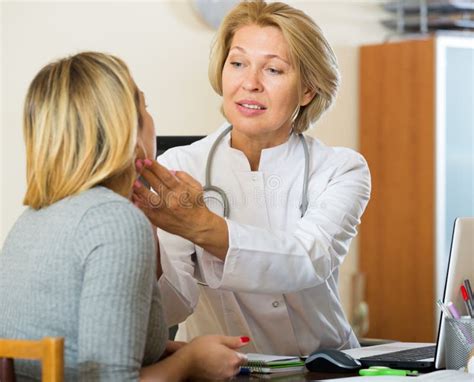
[133,0,371,356]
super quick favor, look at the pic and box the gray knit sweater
[0,187,167,381]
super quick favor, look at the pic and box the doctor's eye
[230,61,243,68]
[266,67,283,75]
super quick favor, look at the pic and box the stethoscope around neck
[203,125,310,218]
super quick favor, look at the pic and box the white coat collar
[216,123,301,171]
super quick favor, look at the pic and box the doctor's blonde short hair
[208,0,340,133]
[23,52,140,209]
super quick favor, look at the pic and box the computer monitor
[435,216,474,368]
[156,135,205,158]
[343,217,474,371]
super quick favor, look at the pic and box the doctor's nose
[242,70,263,92]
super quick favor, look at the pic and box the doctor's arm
[135,152,370,293]
[216,152,370,292]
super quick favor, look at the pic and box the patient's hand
[140,336,249,381]
[179,335,249,380]
[160,340,187,359]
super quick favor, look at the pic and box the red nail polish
[133,180,142,189]
[144,159,153,167]
[240,336,250,343]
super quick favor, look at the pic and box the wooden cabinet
[359,35,474,342]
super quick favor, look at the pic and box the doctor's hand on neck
[132,158,229,261]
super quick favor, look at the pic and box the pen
[461,285,474,318]
[464,279,474,306]
[359,366,418,377]
[446,301,462,319]
[436,299,453,318]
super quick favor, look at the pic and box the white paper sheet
[325,370,473,381]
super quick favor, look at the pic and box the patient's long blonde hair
[23,52,140,209]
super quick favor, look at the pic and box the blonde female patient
[0,52,248,381]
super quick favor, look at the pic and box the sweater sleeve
[73,200,158,382]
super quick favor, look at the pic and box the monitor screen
[156,135,205,158]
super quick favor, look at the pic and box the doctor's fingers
[133,182,164,211]
[132,190,163,228]
[137,166,179,207]
[131,189,155,211]
[142,159,179,190]
[175,171,203,191]
[133,179,200,215]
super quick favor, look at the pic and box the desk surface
[233,371,359,381]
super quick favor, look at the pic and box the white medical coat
[157,124,371,355]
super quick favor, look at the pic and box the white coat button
[252,175,258,181]
[272,301,279,308]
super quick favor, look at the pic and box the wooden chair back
[0,358,15,382]
[0,337,64,382]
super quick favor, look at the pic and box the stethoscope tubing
[203,125,310,219]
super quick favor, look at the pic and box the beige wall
[1,0,387,316]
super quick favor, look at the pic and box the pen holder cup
[445,317,474,370]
